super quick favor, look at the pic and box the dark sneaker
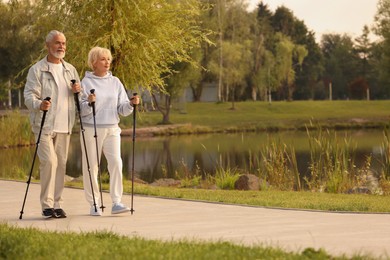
[42,208,55,219]
[54,208,67,218]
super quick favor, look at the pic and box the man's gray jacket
[24,56,80,135]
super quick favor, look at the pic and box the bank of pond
[1,128,390,195]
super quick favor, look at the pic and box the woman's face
[93,53,111,76]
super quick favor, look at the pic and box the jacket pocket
[41,73,54,99]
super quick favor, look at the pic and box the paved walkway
[1,180,390,258]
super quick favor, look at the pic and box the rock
[234,174,260,191]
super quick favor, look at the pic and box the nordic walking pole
[19,96,51,219]
[72,80,98,213]
[130,93,138,215]
[90,89,105,212]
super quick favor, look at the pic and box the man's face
[47,34,66,60]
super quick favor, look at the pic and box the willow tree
[33,0,209,92]
[272,33,307,101]
[0,0,42,107]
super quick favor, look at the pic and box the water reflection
[1,129,386,183]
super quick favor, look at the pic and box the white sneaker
[90,205,102,216]
[111,202,130,214]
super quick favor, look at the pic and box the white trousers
[81,126,123,207]
[37,132,70,210]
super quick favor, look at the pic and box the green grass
[0,223,373,259]
[123,100,390,131]
[62,180,390,213]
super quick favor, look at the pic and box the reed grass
[214,167,240,190]
[0,110,33,148]
[306,127,361,193]
[259,138,300,191]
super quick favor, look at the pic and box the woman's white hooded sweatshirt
[80,71,133,128]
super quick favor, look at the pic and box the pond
[0,129,386,183]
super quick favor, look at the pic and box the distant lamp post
[329,82,332,101]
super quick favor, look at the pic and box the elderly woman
[80,46,139,216]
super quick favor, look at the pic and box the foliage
[0,0,43,102]
[373,0,390,98]
[348,77,369,99]
[32,0,210,92]
[209,40,252,105]
[154,47,204,124]
[321,34,361,100]
[1,0,387,103]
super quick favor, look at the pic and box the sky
[246,0,380,42]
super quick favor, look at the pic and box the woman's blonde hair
[87,47,112,70]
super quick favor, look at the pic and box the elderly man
[24,30,80,219]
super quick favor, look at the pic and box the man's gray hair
[45,30,65,43]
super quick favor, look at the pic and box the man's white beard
[52,50,65,59]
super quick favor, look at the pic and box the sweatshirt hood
[85,71,113,79]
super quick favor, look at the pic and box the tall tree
[154,48,203,124]
[271,5,295,37]
[373,0,390,97]
[0,0,42,107]
[321,33,360,99]
[34,0,210,93]
[272,33,307,101]
[270,5,322,100]
[209,41,251,108]
[250,2,273,101]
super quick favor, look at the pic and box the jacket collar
[40,55,70,72]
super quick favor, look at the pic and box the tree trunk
[152,93,171,125]
[217,0,223,102]
[7,80,12,108]
[190,82,203,102]
[161,95,171,124]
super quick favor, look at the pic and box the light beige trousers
[37,132,70,210]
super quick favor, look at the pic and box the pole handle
[131,93,138,108]
[90,89,96,116]
[42,97,51,112]
[40,97,51,128]
[71,79,77,88]
[71,80,81,112]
